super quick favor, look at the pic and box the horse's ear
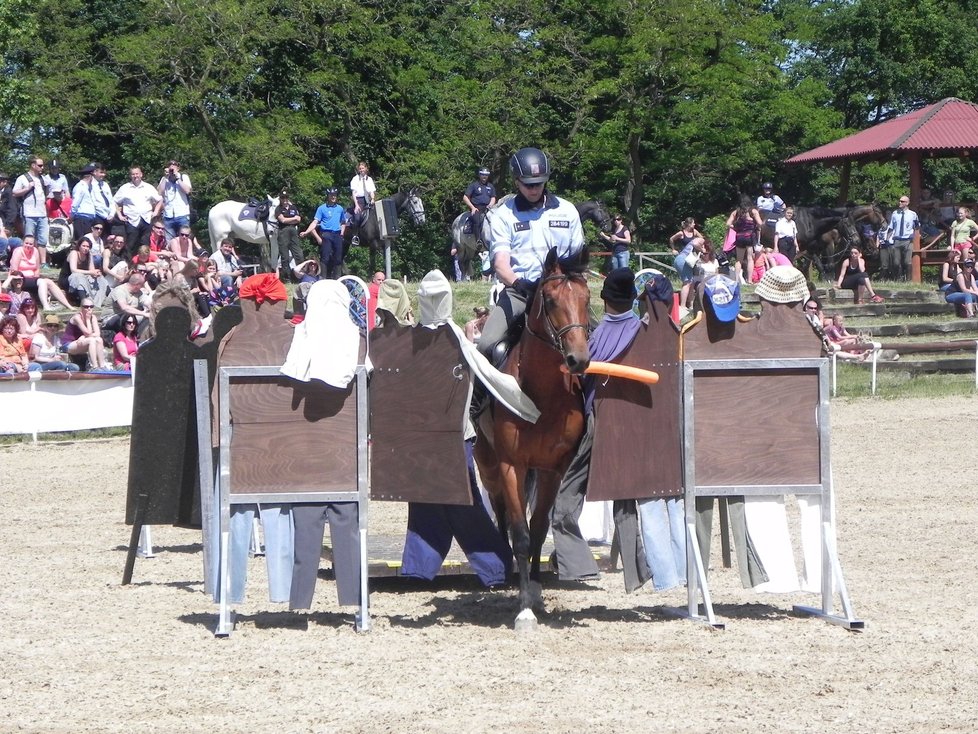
[544,247,558,272]
[577,247,590,267]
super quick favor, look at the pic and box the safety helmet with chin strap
[510,147,550,184]
[325,187,339,196]
[477,167,490,176]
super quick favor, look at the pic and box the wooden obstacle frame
[674,290,862,629]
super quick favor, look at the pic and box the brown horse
[474,247,591,630]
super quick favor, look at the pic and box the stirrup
[351,235,360,246]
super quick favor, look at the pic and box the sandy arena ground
[2,396,976,733]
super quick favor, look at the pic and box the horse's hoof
[514,608,537,632]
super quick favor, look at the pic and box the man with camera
[13,156,51,265]
[157,160,193,241]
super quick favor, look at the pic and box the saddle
[241,197,271,223]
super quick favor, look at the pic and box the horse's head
[578,200,614,233]
[529,247,591,374]
[399,187,425,225]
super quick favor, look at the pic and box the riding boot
[469,379,490,423]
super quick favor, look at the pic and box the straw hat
[43,314,61,327]
[755,265,809,304]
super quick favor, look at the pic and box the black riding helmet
[762,182,774,191]
[510,147,550,184]
[325,187,339,196]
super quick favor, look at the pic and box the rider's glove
[511,278,535,299]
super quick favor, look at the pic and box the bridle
[524,273,589,358]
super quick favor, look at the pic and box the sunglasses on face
[81,304,94,309]
[519,181,545,189]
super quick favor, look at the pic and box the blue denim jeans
[637,496,687,591]
[612,250,630,269]
[22,216,49,247]
[225,504,294,604]
[0,236,23,264]
[945,291,975,306]
[162,215,190,242]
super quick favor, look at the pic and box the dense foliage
[2,0,977,275]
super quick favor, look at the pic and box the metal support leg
[137,525,155,558]
[122,493,149,585]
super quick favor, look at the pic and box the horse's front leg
[499,460,536,630]
[528,470,560,588]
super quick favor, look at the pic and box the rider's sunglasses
[519,181,545,189]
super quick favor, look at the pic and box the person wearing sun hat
[29,313,79,372]
[754,264,810,305]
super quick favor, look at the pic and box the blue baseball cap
[703,274,740,322]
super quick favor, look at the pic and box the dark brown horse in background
[759,204,886,278]
[473,247,591,630]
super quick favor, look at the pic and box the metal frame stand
[210,365,371,638]
[671,358,863,631]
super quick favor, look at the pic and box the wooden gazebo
[786,97,978,281]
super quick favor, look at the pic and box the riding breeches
[477,287,527,362]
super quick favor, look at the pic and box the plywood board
[369,321,470,504]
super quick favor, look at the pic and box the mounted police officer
[478,147,584,362]
[462,167,496,246]
[756,181,786,229]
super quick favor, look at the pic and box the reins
[523,273,589,359]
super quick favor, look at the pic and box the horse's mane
[545,246,590,276]
[809,206,846,219]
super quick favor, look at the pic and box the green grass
[833,363,977,398]
[0,426,131,447]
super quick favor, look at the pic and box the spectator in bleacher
[8,236,73,310]
[674,235,704,309]
[836,247,884,304]
[2,272,31,315]
[599,213,632,269]
[112,314,139,370]
[668,218,703,253]
[62,238,107,307]
[464,306,489,344]
[944,258,978,318]
[168,225,199,276]
[14,297,42,337]
[0,292,9,317]
[114,166,162,255]
[950,207,978,252]
[107,273,151,332]
[101,234,130,289]
[92,164,116,233]
[212,238,245,289]
[147,220,171,258]
[29,314,79,372]
[0,172,22,263]
[751,245,792,284]
[726,196,763,285]
[823,313,864,350]
[12,156,50,266]
[44,161,71,223]
[70,163,99,238]
[0,316,40,373]
[64,298,107,369]
[940,249,961,294]
[883,195,919,280]
[157,160,192,241]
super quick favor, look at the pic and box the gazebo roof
[786,97,978,165]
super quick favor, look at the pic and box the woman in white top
[350,161,376,222]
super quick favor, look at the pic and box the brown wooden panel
[691,370,820,486]
[369,321,470,504]
[589,302,683,501]
[229,378,354,424]
[682,300,822,487]
[218,297,363,495]
[229,414,358,494]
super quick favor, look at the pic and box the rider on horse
[462,167,497,247]
[478,147,585,364]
